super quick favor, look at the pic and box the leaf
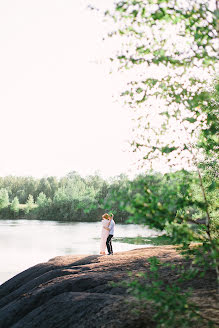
[136,46,151,54]
[184,117,197,123]
[136,87,143,93]
[161,146,177,154]
[131,10,138,18]
[117,55,126,60]
[141,7,146,17]
[207,181,217,191]
[159,111,170,118]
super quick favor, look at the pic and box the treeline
[0,170,217,227]
[0,171,128,222]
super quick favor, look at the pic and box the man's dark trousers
[106,234,113,254]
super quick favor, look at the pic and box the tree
[103,174,131,221]
[25,194,35,214]
[53,188,68,204]
[37,178,52,199]
[10,197,20,213]
[104,0,219,324]
[47,176,59,199]
[0,188,9,210]
[106,0,218,170]
[107,0,219,264]
[36,192,49,208]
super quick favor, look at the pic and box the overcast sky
[0,0,138,178]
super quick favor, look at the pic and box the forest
[0,169,218,231]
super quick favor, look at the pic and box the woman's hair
[102,213,110,220]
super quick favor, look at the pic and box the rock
[0,247,217,328]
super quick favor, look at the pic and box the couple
[100,213,115,255]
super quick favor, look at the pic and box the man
[106,213,115,255]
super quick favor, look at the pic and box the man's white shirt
[109,219,115,235]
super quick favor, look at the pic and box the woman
[100,213,110,255]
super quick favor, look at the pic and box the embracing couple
[100,213,115,255]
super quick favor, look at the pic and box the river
[0,219,159,285]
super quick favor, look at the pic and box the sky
[1,1,214,179]
[0,0,136,179]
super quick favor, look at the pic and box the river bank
[0,246,218,328]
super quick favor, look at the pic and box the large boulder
[0,247,217,327]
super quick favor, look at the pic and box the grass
[113,235,175,246]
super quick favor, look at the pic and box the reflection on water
[0,219,160,285]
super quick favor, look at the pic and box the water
[0,219,159,285]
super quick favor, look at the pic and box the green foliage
[24,194,34,214]
[10,197,19,213]
[103,0,219,325]
[125,257,210,328]
[106,0,219,242]
[106,0,218,170]
[102,174,131,222]
[36,192,49,208]
[0,172,134,222]
[114,235,175,245]
[197,80,219,156]
[0,188,9,210]
[126,171,196,231]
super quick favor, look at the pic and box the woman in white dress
[100,213,110,255]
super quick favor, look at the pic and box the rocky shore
[0,246,218,328]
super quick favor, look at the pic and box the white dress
[100,219,109,253]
